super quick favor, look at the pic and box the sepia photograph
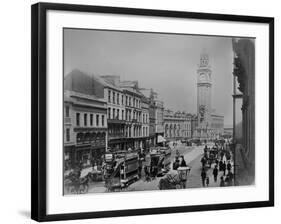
[63,28,255,195]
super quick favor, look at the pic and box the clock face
[199,73,207,82]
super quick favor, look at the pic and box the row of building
[64,69,198,167]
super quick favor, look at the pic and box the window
[84,114,87,126]
[117,109,119,119]
[113,92,115,104]
[90,114,93,126]
[96,115,99,126]
[121,95,124,105]
[66,128,70,141]
[108,90,111,103]
[108,108,111,119]
[113,108,115,119]
[76,113,80,126]
[126,96,128,105]
[102,115,105,126]
[65,106,70,117]
[122,110,124,120]
[117,93,119,104]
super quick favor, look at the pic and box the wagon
[158,166,191,190]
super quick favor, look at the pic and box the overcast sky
[64,28,236,126]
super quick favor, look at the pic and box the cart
[158,166,191,190]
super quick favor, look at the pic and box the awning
[157,135,166,143]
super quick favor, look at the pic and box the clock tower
[197,52,212,129]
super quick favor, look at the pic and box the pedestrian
[138,160,143,178]
[222,161,226,175]
[179,155,187,167]
[215,158,219,165]
[144,166,150,181]
[227,161,232,174]
[220,176,225,187]
[220,151,224,161]
[201,156,206,168]
[227,171,234,185]
[201,168,206,187]
[213,165,218,182]
[219,160,223,171]
[206,177,210,187]
[173,157,180,170]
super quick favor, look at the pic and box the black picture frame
[31,2,274,222]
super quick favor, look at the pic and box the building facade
[99,75,126,151]
[120,80,149,149]
[148,91,165,145]
[64,70,108,167]
[140,96,150,149]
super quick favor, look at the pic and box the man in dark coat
[213,165,218,182]
[179,156,187,167]
[227,161,232,174]
[219,160,223,171]
[201,168,206,187]
[201,156,207,168]
[222,161,227,176]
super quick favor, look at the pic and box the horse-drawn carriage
[148,147,172,177]
[158,166,191,190]
[64,167,91,194]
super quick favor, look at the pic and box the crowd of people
[200,142,234,187]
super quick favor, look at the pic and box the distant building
[64,70,107,167]
[193,52,224,140]
[164,110,192,140]
[148,90,165,145]
[223,125,233,139]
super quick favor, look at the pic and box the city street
[85,144,229,194]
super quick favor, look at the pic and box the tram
[104,150,140,191]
